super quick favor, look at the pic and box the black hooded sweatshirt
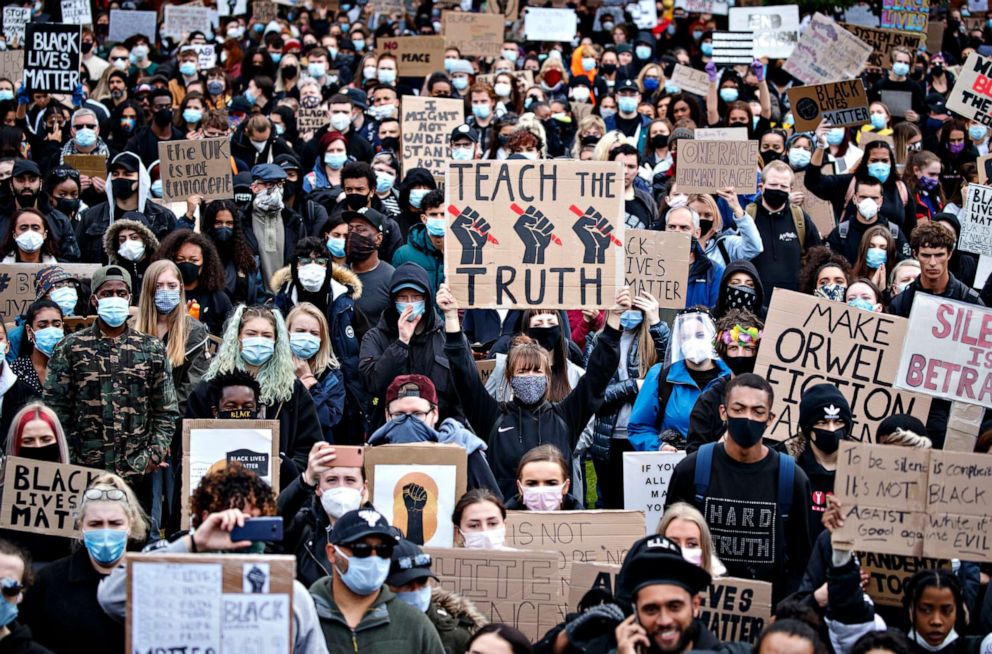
[712,260,767,321]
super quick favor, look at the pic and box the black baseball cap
[616,78,640,94]
[343,207,385,232]
[329,509,398,545]
[12,159,40,178]
[386,538,438,586]
[615,536,712,607]
[108,152,141,174]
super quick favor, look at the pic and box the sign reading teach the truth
[675,140,759,194]
[622,451,687,535]
[624,230,690,311]
[379,36,446,77]
[895,294,992,407]
[881,0,929,34]
[753,290,931,441]
[957,183,992,256]
[401,96,463,179]
[832,442,992,561]
[787,80,870,132]
[23,23,82,94]
[444,160,625,309]
[158,137,233,203]
[784,13,873,85]
[0,457,102,538]
[947,53,992,128]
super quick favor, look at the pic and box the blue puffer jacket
[685,239,724,309]
[627,357,732,451]
[585,321,671,462]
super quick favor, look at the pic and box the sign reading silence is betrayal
[158,137,233,204]
[443,160,625,309]
[23,23,82,94]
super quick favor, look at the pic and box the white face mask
[461,526,505,550]
[521,484,564,511]
[118,239,145,262]
[320,486,363,519]
[857,197,879,219]
[297,263,327,292]
[15,231,44,253]
[681,339,712,365]
[682,546,704,567]
[250,139,267,153]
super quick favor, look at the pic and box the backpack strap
[896,180,909,206]
[716,238,731,265]
[694,442,717,506]
[777,450,796,522]
[791,205,807,254]
[656,364,675,426]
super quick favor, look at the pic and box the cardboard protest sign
[0,457,102,538]
[192,44,217,70]
[442,12,503,58]
[64,154,108,180]
[833,442,992,561]
[567,561,620,608]
[296,105,327,136]
[2,8,29,46]
[675,0,729,15]
[879,91,912,119]
[695,127,749,141]
[926,19,945,54]
[784,13,873,85]
[787,80,870,132]
[794,171,837,237]
[841,24,921,70]
[860,552,950,607]
[61,0,92,26]
[622,451,687,535]
[401,95,463,179]
[476,359,497,384]
[158,137,234,204]
[957,183,992,256]
[252,0,280,24]
[379,36,446,77]
[426,547,562,640]
[881,0,929,34]
[624,229,690,310]
[671,63,710,97]
[629,0,659,31]
[675,140,759,194]
[0,263,98,320]
[23,24,82,94]
[895,294,992,407]
[488,0,520,19]
[444,160,625,309]
[126,553,295,653]
[945,401,984,452]
[947,53,992,128]
[108,10,157,43]
[163,5,215,40]
[365,444,466,548]
[477,70,534,90]
[524,8,577,42]
[729,6,799,59]
[711,32,754,65]
[181,420,280,529]
[0,52,20,86]
[753,290,932,441]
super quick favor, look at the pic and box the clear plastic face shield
[669,311,717,366]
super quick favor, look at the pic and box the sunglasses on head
[395,553,431,570]
[84,488,128,503]
[342,541,394,558]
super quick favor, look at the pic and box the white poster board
[524,8,577,41]
[61,0,93,26]
[959,183,992,257]
[623,451,686,536]
[108,10,157,43]
[2,7,29,45]
[728,5,799,59]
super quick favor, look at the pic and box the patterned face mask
[815,283,847,303]
[725,284,757,311]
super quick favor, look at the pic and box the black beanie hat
[798,383,852,434]
[876,413,927,441]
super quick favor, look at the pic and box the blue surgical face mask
[719,87,738,103]
[866,247,888,269]
[472,104,491,120]
[32,326,63,357]
[847,297,876,312]
[308,62,326,78]
[452,76,469,91]
[325,152,347,169]
[867,161,891,183]
[207,80,225,96]
[395,300,426,321]
[183,108,203,124]
[701,42,713,56]
[693,30,703,41]
[635,45,652,60]
[151,180,163,198]
[0,90,14,102]
[892,62,910,77]
[290,332,321,359]
[664,81,681,94]
[870,113,887,130]
[75,127,97,148]
[788,148,811,169]
[180,62,197,77]
[425,217,446,237]
[618,96,638,114]
[826,128,845,146]
[154,288,181,314]
[97,296,129,327]
[619,309,643,330]
[643,77,659,92]
[969,124,988,141]
[0,596,16,628]
[83,528,128,565]
[327,236,346,258]
[409,188,429,209]
[396,585,432,612]
[241,336,275,366]
[334,545,390,596]
[377,69,396,85]
[50,286,77,316]
[376,172,395,193]
[271,53,282,64]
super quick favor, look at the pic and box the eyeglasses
[392,410,431,420]
[0,579,22,598]
[343,542,394,558]
[395,553,431,570]
[84,488,128,503]
[298,257,328,266]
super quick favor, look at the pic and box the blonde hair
[656,502,719,576]
[76,473,149,543]
[877,428,932,449]
[4,402,69,463]
[137,260,190,368]
[286,302,339,377]
[593,130,633,161]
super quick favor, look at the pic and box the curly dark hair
[713,308,763,359]
[0,208,60,261]
[152,229,226,293]
[851,629,913,654]
[208,370,261,407]
[189,461,277,529]
[201,199,257,275]
[799,246,853,295]
[910,221,956,253]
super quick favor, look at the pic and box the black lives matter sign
[23,23,81,94]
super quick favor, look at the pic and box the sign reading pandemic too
[401,96,464,179]
[675,141,759,194]
[158,137,234,203]
[753,290,932,441]
[444,161,625,309]
[625,230,691,311]
[859,552,950,607]
[895,294,992,407]
[787,80,870,132]
[832,442,992,562]
[957,183,992,256]
[881,0,929,34]
[23,23,82,94]
[0,457,102,539]
[947,53,992,128]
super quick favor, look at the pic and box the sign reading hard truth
[728,5,799,59]
[832,442,992,561]
[671,63,710,97]
[895,294,992,407]
[23,23,82,94]
[624,229,691,310]
[401,96,464,179]
[675,140,759,194]
[158,137,233,203]
[787,80,870,132]
[0,457,102,538]
[442,12,504,58]
[622,451,687,535]
[444,160,625,309]
[957,183,992,256]
[947,53,992,128]
[753,290,932,441]
[379,36,446,77]
[881,0,929,34]
[840,24,922,69]
[784,13,873,85]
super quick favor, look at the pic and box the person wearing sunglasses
[314,508,444,653]
[0,539,47,653]
[19,474,147,653]
[387,538,486,653]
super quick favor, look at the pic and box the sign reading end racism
[444,161,625,309]
[23,23,82,94]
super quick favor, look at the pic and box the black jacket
[804,162,909,231]
[239,205,309,276]
[229,125,297,170]
[888,274,983,318]
[77,200,177,264]
[686,376,729,454]
[0,377,37,451]
[124,124,186,169]
[826,214,911,268]
[445,323,621,499]
[277,474,335,588]
[749,201,822,296]
[0,624,51,654]
[0,193,80,262]
[713,260,767,321]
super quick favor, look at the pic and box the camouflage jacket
[44,321,179,479]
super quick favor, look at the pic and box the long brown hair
[851,225,896,280]
[136,260,190,368]
[505,334,557,403]
[518,310,571,401]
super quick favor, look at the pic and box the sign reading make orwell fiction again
[23,23,81,94]
[158,137,233,203]
[625,230,691,311]
[753,290,931,441]
[0,457,101,538]
[444,160,624,309]
[401,96,463,179]
[948,53,992,128]
[676,140,759,194]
